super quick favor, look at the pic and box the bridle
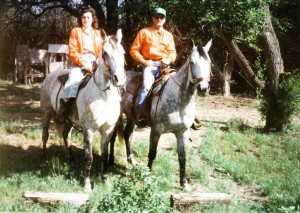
[93,39,124,93]
[169,53,210,94]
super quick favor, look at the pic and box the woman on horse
[58,6,104,123]
[130,7,177,125]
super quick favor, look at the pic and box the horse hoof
[102,174,108,180]
[84,186,92,194]
[128,156,138,165]
[84,184,92,193]
[84,179,92,193]
[39,160,48,168]
[68,160,76,169]
[183,183,192,192]
[130,158,138,165]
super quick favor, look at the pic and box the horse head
[189,39,212,96]
[100,29,126,87]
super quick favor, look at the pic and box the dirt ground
[131,94,264,148]
[0,91,265,203]
[128,94,266,202]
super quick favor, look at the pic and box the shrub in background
[259,69,300,131]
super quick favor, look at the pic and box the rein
[93,73,111,91]
[169,57,200,95]
[92,48,112,91]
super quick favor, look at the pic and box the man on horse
[57,6,104,123]
[130,7,177,125]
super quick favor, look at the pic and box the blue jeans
[137,62,161,112]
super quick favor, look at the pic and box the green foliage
[166,0,274,46]
[84,165,171,213]
[259,70,300,130]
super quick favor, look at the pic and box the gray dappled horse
[111,39,212,191]
[40,29,126,192]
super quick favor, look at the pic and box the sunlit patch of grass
[153,152,177,191]
[132,139,148,158]
[0,120,42,140]
[191,200,265,213]
[201,120,300,211]
[188,147,210,184]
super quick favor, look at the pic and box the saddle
[152,68,176,96]
[56,71,94,127]
[127,68,176,127]
[57,71,94,90]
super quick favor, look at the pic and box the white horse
[111,39,212,191]
[40,29,126,192]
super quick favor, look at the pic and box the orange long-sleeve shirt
[130,26,176,65]
[68,27,103,67]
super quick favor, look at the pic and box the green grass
[200,120,300,212]
[1,80,300,212]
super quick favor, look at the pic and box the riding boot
[136,104,147,127]
[57,99,68,124]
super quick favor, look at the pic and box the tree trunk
[263,5,285,131]
[217,8,285,131]
[217,29,265,90]
[223,52,234,97]
[106,0,119,33]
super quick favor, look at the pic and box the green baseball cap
[152,7,166,17]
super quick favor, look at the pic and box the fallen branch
[23,191,89,206]
[171,192,231,211]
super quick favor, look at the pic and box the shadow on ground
[0,143,127,183]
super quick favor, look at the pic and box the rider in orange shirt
[57,6,104,123]
[130,7,176,124]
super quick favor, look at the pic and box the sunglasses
[153,14,165,20]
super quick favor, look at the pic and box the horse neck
[93,62,110,89]
[173,57,194,92]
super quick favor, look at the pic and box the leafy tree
[1,0,299,130]
[162,0,294,131]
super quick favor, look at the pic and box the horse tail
[114,115,126,156]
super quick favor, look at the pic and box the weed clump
[80,165,171,213]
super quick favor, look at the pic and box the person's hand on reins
[82,61,94,73]
[143,60,154,67]
[161,58,170,68]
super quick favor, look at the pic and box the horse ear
[115,29,122,43]
[190,39,195,48]
[203,39,212,52]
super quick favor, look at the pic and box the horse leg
[62,122,75,166]
[109,117,137,165]
[124,119,137,165]
[147,128,161,169]
[109,129,117,166]
[83,128,94,193]
[40,113,51,167]
[100,130,115,178]
[175,130,192,192]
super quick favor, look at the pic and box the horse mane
[176,53,190,72]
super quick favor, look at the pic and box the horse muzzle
[112,71,126,87]
[197,81,210,96]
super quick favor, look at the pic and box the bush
[81,165,171,213]
[259,70,300,130]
